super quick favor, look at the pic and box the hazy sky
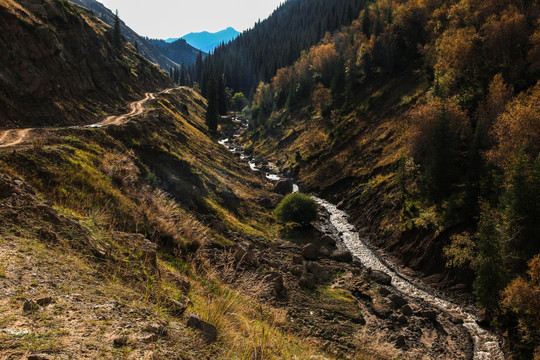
[98,0,284,39]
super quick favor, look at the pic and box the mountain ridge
[167,26,240,53]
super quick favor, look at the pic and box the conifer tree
[180,62,186,86]
[217,74,228,115]
[113,10,122,51]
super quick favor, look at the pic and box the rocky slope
[0,0,171,129]
[69,0,180,71]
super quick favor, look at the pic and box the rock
[167,272,191,294]
[302,243,319,260]
[397,314,408,325]
[23,299,39,313]
[401,304,413,316]
[330,249,353,263]
[378,286,392,296]
[140,333,158,343]
[166,298,187,316]
[305,262,329,282]
[139,238,158,270]
[321,234,336,246]
[299,273,316,289]
[113,335,129,347]
[319,246,331,257]
[394,334,406,348]
[476,309,491,327]
[290,265,304,277]
[450,316,464,324]
[369,270,392,285]
[273,179,293,195]
[388,294,407,308]
[186,316,217,343]
[28,355,51,360]
[143,322,168,336]
[36,296,54,307]
[420,310,437,322]
[352,289,372,302]
[292,255,303,264]
[234,242,258,267]
[372,299,392,319]
[264,272,284,294]
[210,219,227,233]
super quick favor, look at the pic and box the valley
[1,0,539,359]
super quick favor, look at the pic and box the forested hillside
[243,0,540,357]
[188,0,370,96]
[148,38,202,66]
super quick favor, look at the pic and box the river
[219,117,504,360]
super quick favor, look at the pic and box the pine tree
[179,62,186,86]
[173,66,179,84]
[217,74,228,115]
[205,77,219,134]
[112,10,122,51]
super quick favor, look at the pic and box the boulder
[166,298,187,316]
[476,309,491,327]
[23,299,39,313]
[292,255,303,265]
[321,234,336,246]
[330,249,353,263]
[273,179,293,195]
[264,272,284,294]
[401,304,413,316]
[299,273,316,290]
[420,310,437,322]
[143,322,169,337]
[369,270,392,285]
[36,296,54,307]
[167,272,191,294]
[234,242,258,267]
[113,335,129,348]
[397,314,408,325]
[290,265,304,277]
[210,219,227,233]
[28,355,52,360]
[388,294,407,308]
[187,316,217,343]
[305,262,329,282]
[302,243,319,260]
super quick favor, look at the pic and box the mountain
[148,38,203,67]
[69,0,178,71]
[0,0,171,128]
[169,27,240,53]
[192,0,368,95]
[244,0,540,357]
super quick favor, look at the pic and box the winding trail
[0,87,179,148]
[218,124,505,360]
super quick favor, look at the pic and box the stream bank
[218,117,504,359]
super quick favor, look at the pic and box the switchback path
[0,87,179,148]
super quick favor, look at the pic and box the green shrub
[274,193,318,226]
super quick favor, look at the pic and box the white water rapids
[219,120,504,360]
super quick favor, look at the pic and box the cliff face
[0,0,172,128]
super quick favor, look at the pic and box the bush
[274,193,318,226]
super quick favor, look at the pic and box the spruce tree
[217,74,228,115]
[113,10,122,51]
[205,77,219,134]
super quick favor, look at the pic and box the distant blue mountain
[166,27,240,53]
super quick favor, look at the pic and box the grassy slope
[0,88,321,359]
[0,87,391,359]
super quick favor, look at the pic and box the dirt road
[0,88,178,148]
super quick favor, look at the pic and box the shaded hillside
[69,0,179,71]
[176,27,240,53]
[245,0,540,356]
[0,0,171,129]
[191,0,369,95]
[148,38,202,67]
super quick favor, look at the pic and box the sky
[98,0,284,39]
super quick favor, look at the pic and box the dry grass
[353,328,403,360]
